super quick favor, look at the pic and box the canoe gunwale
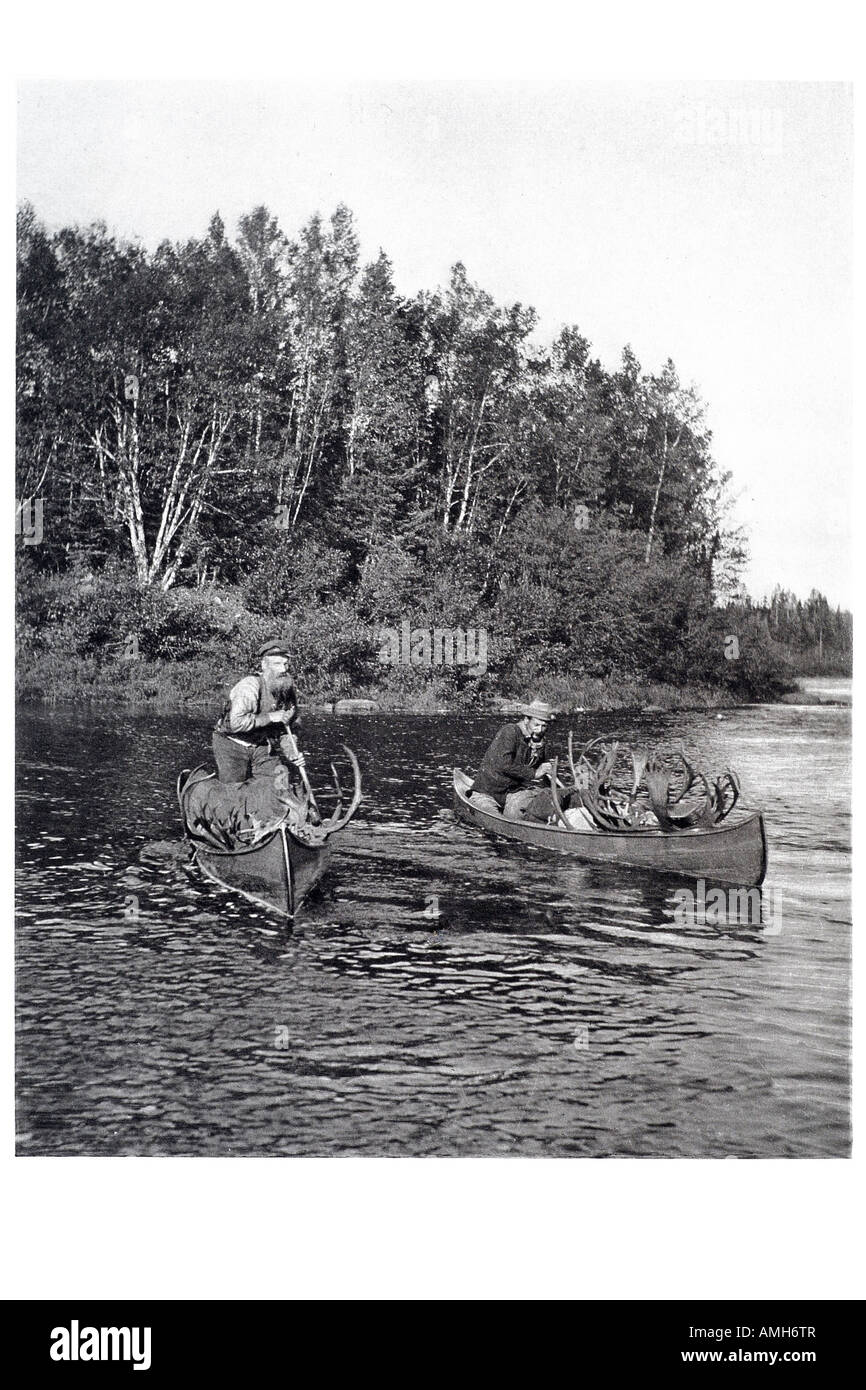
[177,766,333,919]
[194,825,295,919]
[452,768,763,841]
[452,767,767,886]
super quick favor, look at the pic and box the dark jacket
[471,722,547,807]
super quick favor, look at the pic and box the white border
[4,2,862,1303]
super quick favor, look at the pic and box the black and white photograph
[13,72,853,1174]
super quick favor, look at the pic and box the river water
[15,700,851,1157]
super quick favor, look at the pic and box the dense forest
[15,201,851,708]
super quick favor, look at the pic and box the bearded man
[212,639,306,783]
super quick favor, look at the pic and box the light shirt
[223,675,264,736]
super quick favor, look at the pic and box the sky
[17,79,853,607]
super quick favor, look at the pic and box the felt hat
[519,699,555,723]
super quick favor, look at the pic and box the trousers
[212,732,280,783]
[503,787,546,820]
[470,786,548,819]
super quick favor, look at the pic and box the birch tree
[58,219,254,588]
[338,251,428,556]
[276,205,359,527]
[425,264,536,533]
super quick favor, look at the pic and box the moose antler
[321,746,362,834]
[711,769,740,821]
[548,759,574,830]
[329,761,344,816]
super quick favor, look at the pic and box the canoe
[453,769,767,887]
[178,755,360,920]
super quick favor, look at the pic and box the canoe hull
[453,769,767,887]
[178,768,333,920]
[194,827,332,919]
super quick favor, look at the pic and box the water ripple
[15,703,850,1156]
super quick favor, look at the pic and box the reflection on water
[15,704,850,1156]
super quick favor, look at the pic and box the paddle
[279,722,320,819]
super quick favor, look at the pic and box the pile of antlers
[553,733,741,832]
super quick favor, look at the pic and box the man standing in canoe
[212,638,306,783]
[469,699,556,819]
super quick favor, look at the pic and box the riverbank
[17,557,819,715]
[15,649,762,715]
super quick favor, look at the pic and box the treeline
[750,589,851,677]
[16,199,837,706]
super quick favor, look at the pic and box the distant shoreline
[15,659,849,716]
[782,677,853,707]
[778,693,852,707]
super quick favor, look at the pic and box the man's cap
[258,639,291,659]
[520,699,555,723]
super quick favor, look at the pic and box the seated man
[212,638,306,783]
[469,700,556,820]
